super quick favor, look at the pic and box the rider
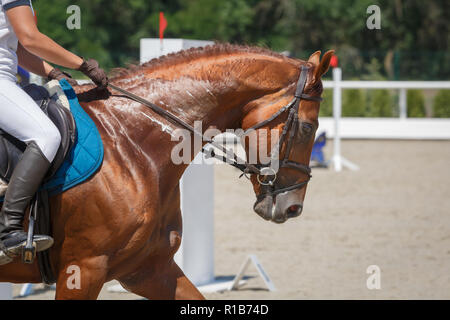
[0,0,108,265]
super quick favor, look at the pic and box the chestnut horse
[0,44,333,299]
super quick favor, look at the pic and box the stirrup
[23,202,37,264]
[0,232,53,265]
[20,208,54,264]
[0,194,54,265]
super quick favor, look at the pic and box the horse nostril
[286,204,303,218]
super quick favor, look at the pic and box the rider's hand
[78,58,108,89]
[47,68,78,87]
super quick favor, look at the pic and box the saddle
[0,81,77,284]
[0,83,76,184]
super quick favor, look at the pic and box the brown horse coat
[0,44,332,299]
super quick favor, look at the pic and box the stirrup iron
[22,195,38,264]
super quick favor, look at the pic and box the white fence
[322,68,450,171]
[322,78,450,120]
[318,117,450,140]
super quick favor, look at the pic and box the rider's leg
[0,79,61,263]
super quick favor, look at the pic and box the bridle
[108,64,322,198]
[240,65,322,198]
[202,65,322,198]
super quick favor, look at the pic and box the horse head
[241,50,334,223]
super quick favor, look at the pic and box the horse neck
[112,53,298,192]
[116,53,299,130]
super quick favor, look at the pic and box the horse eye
[301,123,313,135]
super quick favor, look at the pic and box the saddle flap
[0,130,26,182]
[46,96,76,177]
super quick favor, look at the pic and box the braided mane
[111,43,299,80]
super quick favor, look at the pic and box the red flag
[159,12,167,40]
[330,54,338,68]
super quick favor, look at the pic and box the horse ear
[308,51,321,66]
[314,50,335,81]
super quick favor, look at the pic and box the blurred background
[6,0,449,299]
[33,0,449,118]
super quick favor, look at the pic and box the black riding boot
[0,142,54,265]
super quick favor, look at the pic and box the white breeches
[0,78,60,162]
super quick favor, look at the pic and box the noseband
[109,64,322,199]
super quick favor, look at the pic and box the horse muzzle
[253,191,303,224]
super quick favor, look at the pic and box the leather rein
[108,64,322,198]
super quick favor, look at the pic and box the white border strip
[318,117,450,140]
[323,80,450,89]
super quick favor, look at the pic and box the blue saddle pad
[43,79,104,196]
[1,79,104,200]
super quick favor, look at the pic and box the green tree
[172,0,254,42]
[367,90,393,117]
[30,0,449,81]
[319,89,333,117]
[433,90,450,118]
[342,89,365,117]
[407,90,426,117]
